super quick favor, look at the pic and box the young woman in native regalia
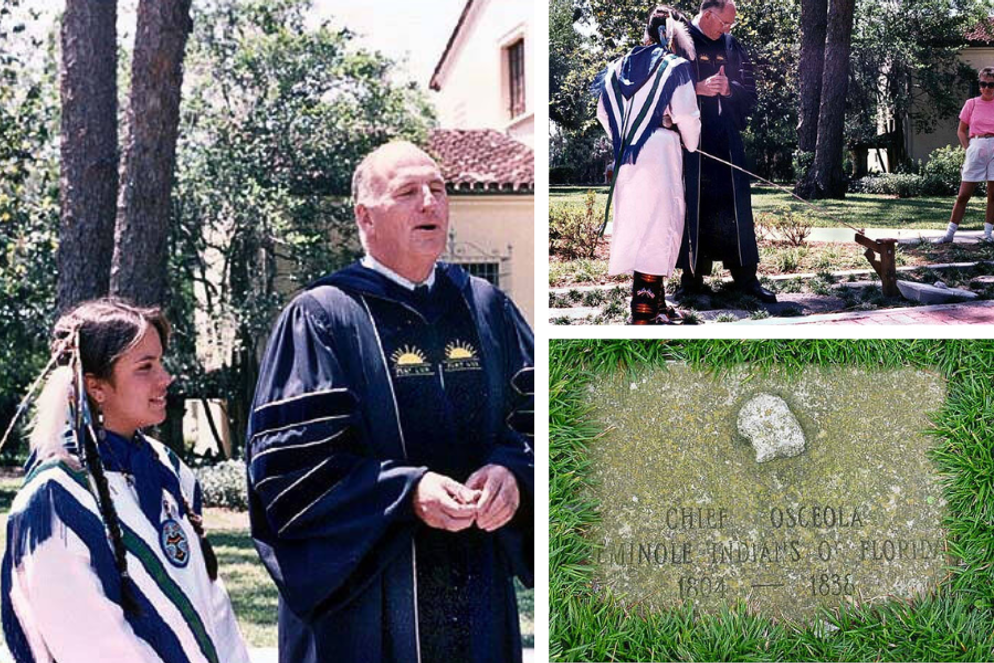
[1,298,249,663]
[593,5,701,324]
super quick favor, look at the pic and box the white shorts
[962,136,994,182]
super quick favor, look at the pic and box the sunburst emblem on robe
[443,340,481,372]
[445,341,477,360]
[392,345,428,367]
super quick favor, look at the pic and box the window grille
[455,261,500,287]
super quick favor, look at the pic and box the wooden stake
[853,234,899,297]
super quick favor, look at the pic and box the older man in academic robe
[245,142,534,663]
[676,0,777,303]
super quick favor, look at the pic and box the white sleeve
[596,93,611,135]
[595,62,618,136]
[20,529,163,663]
[669,79,701,153]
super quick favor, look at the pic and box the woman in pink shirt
[935,66,994,243]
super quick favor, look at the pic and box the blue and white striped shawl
[1,439,248,663]
[594,49,694,168]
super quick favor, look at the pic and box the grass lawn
[0,485,534,650]
[550,185,992,230]
[550,340,994,661]
[203,509,279,647]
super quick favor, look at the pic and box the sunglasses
[981,82,994,89]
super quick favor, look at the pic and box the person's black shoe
[674,282,713,301]
[739,280,777,303]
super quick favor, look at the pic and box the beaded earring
[96,405,106,442]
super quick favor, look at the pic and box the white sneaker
[980,234,994,244]
[931,235,955,244]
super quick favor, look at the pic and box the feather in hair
[667,16,695,61]
[28,365,74,461]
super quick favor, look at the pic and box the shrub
[776,278,804,293]
[814,247,842,270]
[792,149,814,182]
[549,165,576,185]
[549,190,601,260]
[851,152,984,198]
[922,145,965,195]
[755,205,813,247]
[850,173,927,198]
[771,247,807,272]
[810,277,836,297]
[194,459,248,510]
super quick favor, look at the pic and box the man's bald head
[351,141,438,206]
[351,140,449,281]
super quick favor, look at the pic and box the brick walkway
[743,300,994,325]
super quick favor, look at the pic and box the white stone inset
[737,393,806,463]
[897,280,978,304]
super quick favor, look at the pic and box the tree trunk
[110,0,193,307]
[57,0,118,313]
[157,394,186,455]
[891,115,908,171]
[229,339,259,459]
[889,71,911,170]
[797,0,856,200]
[796,0,827,155]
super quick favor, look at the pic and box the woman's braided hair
[53,297,171,615]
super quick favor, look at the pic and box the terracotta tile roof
[965,18,994,44]
[427,129,534,194]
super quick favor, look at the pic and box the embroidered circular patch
[159,518,190,568]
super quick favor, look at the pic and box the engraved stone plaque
[587,365,948,619]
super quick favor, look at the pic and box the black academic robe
[246,262,534,663]
[677,23,761,274]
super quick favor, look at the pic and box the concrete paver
[550,306,599,322]
[802,227,992,244]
